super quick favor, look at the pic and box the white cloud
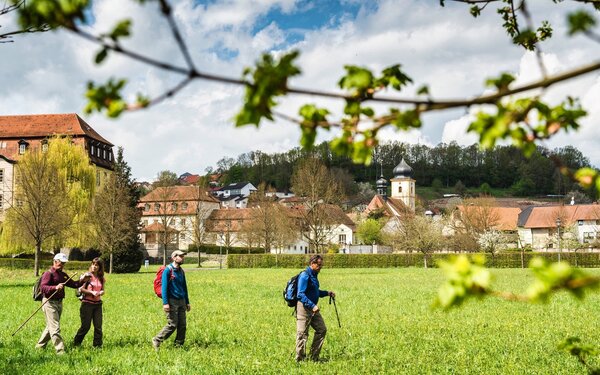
[1,0,600,182]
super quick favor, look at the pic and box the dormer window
[18,140,28,155]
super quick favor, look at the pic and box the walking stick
[329,295,341,328]
[11,272,78,337]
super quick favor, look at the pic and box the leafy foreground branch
[8,1,600,190]
[434,254,600,373]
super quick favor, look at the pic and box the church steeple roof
[393,158,413,178]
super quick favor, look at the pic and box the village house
[138,185,221,257]
[213,181,257,208]
[517,204,600,250]
[0,113,114,220]
[205,204,355,254]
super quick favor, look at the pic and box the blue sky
[1,0,599,180]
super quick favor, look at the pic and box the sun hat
[53,253,68,263]
[171,250,186,258]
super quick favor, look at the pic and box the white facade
[0,158,15,221]
[390,176,415,211]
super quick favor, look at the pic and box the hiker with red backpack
[295,254,335,362]
[152,250,190,350]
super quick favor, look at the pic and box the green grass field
[1,267,599,374]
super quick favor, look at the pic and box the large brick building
[0,113,114,218]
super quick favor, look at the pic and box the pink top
[82,274,104,304]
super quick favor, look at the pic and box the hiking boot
[152,338,160,351]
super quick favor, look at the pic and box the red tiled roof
[0,113,113,145]
[457,205,521,231]
[140,222,179,233]
[523,204,600,228]
[140,186,220,203]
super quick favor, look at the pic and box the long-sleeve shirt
[161,263,189,305]
[40,267,83,300]
[297,266,328,310]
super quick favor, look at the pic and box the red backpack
[153,265,176,298]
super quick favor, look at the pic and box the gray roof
[393,158,413,178]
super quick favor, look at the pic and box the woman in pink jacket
[73,257,106,348]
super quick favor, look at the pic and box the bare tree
[384,215,445,268]
[187,186,218,267]
[151,186,178,266]
[291,158,343,253]
[92,173,140,273]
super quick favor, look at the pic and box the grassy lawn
[1,267,599,374]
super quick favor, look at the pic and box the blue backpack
[283,271,309,307]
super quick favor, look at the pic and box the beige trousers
[36,299,65,353]
[296,301,327,361]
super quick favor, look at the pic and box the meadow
[1,266,599,374]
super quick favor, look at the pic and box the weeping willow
[0,136,96,268]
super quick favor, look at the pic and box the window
[91,145,95,156]
[144,203,150,211]
[339,234,347,244]
[0,169,3,183]
[19,143,26,155]
[182,202,188,210]
[171,202,178,211]
[181,218,186,226]
[398,186,402,193]
[180,233,186,241]
[102,149,106,159]
[41,141,48,153]
[0,194,3,210]
[16,199,23,208]
[154,203,160,211]
[578,220,584,226]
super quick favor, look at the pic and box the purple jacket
[40,268,82,300]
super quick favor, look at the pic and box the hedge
[188,244,265,255]
[0,258,91,271]
[227,251,600,269]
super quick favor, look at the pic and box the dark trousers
[154,298,187,346]
[73,302,103,347]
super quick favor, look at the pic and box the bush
[188,243,265,254]
[0,258,89,270]
[68,248,102,261]
[101,245,144,273]
[227,252,600,268]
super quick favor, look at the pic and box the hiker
[296,254,335,362]
[152,250,190,350]
[36,253,91,354]
[73,257,105,348]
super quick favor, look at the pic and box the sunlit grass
[1,267,599,374]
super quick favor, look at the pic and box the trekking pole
[11,272,78,337]
[329,295,341,328]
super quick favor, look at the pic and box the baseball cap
[53,253,68,263]
[171,250,186,258]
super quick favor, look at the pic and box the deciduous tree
[1,137,95,275]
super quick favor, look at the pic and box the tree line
[209,142,593,198]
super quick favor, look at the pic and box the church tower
[390,158,415,211]
[376,175,388,199]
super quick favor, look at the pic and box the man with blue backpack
[152,250,190,350]
[295,254,335,362]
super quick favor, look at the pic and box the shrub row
[187,244,265,255]
[0,258,91,271]
[227,251,600,269]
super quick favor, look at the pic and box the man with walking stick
[35,253,90,354]
[296,254,335,362]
